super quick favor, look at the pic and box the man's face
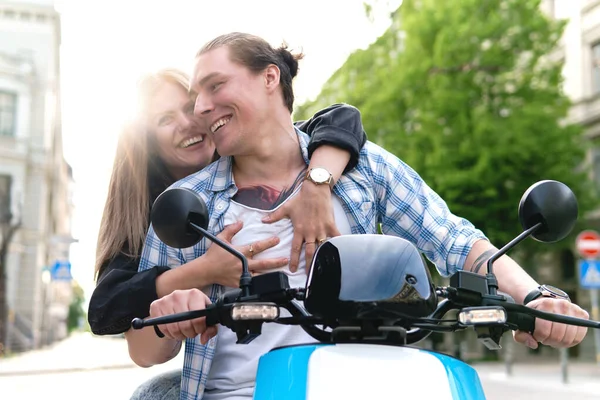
[190,46,268,157]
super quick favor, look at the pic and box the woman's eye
[158,116,172,126]
[212,82,223,91]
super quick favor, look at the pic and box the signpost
[576,230,600,259]
[50,260,72,282]
[577,230,600,365]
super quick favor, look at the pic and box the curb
[0,363,137,377]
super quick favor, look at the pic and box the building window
[545,0,555,19]
[0,91,16,137]
[0,175,12,224]
[593,43,600,95]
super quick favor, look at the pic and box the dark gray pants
[130,369,181,400]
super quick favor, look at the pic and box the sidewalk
[2,333,600,396]
[0,332,184,400]
[0,332,139,376]
[474,361,600,396]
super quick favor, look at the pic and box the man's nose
[194,93,214,117]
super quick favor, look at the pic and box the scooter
[132,180,600,399]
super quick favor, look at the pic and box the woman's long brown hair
[94,69,191,280]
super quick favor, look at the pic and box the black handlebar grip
[509,312,536,334]
[131,318,144,330]
[205,312,219,327]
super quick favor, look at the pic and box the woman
[87,68,366,398]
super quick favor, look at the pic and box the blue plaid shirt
[139,129,487,400]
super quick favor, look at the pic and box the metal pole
[505,336,514,376]
[559,347,569,383]
[590,289,600,365]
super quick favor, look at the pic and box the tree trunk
[0,222,21,354]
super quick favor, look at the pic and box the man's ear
[264,64,280,93]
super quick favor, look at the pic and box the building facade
[0,0,75,353]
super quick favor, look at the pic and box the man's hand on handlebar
[514,298,589,349]
[150,289,218,344]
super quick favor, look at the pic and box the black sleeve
[87,253,170,335]
[294,103,367,173]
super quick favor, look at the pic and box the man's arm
[371,146,486,276]
[125,225,184,367]
[463,240,537,304]
[463,239,588,349]
[369,143,588,349]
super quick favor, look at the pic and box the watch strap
[524,285,570,305]
[523,289,543,305]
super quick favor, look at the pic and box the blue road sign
[579,260,600,289]
[50,260,72,281]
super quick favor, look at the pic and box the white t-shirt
[203,187,352,400]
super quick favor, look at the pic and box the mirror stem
[485,222,542,295]
[190,222,252,297]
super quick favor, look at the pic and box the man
[127,32,589,400]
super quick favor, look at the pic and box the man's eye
[212,82,223,91]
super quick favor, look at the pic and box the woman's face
[147,81,216,179]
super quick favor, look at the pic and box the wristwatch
[305,167,334,189]
[523,284,570,305]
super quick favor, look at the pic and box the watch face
[543,285,569,299]
[310,168,330,183]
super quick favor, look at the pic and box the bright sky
[55,0,401,300]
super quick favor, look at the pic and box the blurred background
[1,0,600,398]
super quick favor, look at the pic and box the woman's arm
[88,254,170,335]
[264,103,368,271]
[90,223,287,337]
[123,234,286,367]
[295,103,367,173]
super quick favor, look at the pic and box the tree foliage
[296,0,594,260]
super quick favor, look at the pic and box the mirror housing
[518,180,578,243]
[304,235,437,321]
[150,187,210,248]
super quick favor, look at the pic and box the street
[1,333,600,399]
[0,332,185,400]
[478,366,600,400]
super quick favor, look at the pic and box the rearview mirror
[518,180,578,243]
[150,187,210,248]
[304,235,437,320]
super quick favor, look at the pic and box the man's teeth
[180,136,204,148]
[211,116,231,133]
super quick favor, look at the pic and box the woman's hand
[202,221,288,287]
[262,183,341,273]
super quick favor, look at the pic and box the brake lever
[131,288,244,330]
[506,312,536,334]
[502,303,600,329]
[131,304,219,330]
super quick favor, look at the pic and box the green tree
[297,0,594,264]
[67,282,86,333]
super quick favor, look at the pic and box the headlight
[458,306,507,326]
[231,303,280,321]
